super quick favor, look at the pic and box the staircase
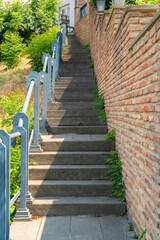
[28,36,125,216]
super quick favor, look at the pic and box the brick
[75,3,160,239]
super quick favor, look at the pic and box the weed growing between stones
[105,149,126,202]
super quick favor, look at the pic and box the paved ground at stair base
[11,215,135,240]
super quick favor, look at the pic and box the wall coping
[115,4,159,37]
[105,5,125,32]
[128,9,160,50]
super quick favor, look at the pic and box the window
[62,9,66,15]
[80,3,87,19]
[67,7,70,16]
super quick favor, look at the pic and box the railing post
[0,140,7,240]
[57,32,63,63]
[39,71,49,133]
[11,126,31,221]
[42,53,52,102]
[0,130,10,240]
[27,72,42,152]
[52,42,59,82]
[12,113,33,204]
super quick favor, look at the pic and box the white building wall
[61,0,75,27]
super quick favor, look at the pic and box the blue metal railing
[0,24,66,240]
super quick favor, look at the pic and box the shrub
[26,26,59,71]
[0,32,25,68]
[0,0,60,43]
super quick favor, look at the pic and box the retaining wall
[75,2,160,240]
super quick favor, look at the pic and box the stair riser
[60,69,93,74]
[62,59,91,63]
[58,77,94,82]
[47,102,99,110]
[55,88,95,93]
[60,72,93,77]
[47,118,104,126]
[47,126,107,134]
[60,64,91,69]
[29,153,109,165]
[63,50,89,54]
[29,185,114,197]
[60,67,92,72]
[54,98,94,102]
[47,110,101,118]
[54,92,93,98]
[29,168,108,180]
[55,83,95,88]
[41,141,115,152]
[28,204,126,216]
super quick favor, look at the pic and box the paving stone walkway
[11,215,135,240]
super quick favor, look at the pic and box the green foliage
[126,0,159,5]
[93,82,107,124]
[104,128,116,140]
[88,62,94,68]
[0,32,25,68]
[128,221,134,231]
[29,161,38,166]
[0,90,24,128]
[88,53,91,59]
[139,228,146,239]
[95,94,105,109]
[98,111,107,124]
[0,0,60,43]
[84,43,90,52]
[26,26,59,71]
[0,89,34,221]
[105,150,126,202]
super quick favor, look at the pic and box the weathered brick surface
[75,2,160,240]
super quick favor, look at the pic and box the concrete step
[29,165,110,180]
[54,87,95,93]
[47,117,104,126]
[29,151,109,165]
[62,59,91,64]
[29,180,114,197]
[54,92,94,99]
[55,82,95,88]
[40,134,114,152]
[58,76,94,83]
[47,109,101,118]
[47,102,97,110]
[54,97,94,102]
[60,67,93,73]
[59,63,91,69]
[63,49,89,54]
[28,197,126,216]
[62,53,89,58]
[47,126,107,134]
[60,72,93,77]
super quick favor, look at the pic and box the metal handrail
[0,24,66,240]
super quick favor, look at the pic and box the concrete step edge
[30,197,125,205]
[28,180,112,186]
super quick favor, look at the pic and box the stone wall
[75,2,160,240]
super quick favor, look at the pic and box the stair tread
[41,134,106,142]
[29,151,108,155]
[29,180,112,185]
[32,197,125,205]
[29,165,107,169]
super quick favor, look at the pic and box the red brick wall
[75,2,160,240]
